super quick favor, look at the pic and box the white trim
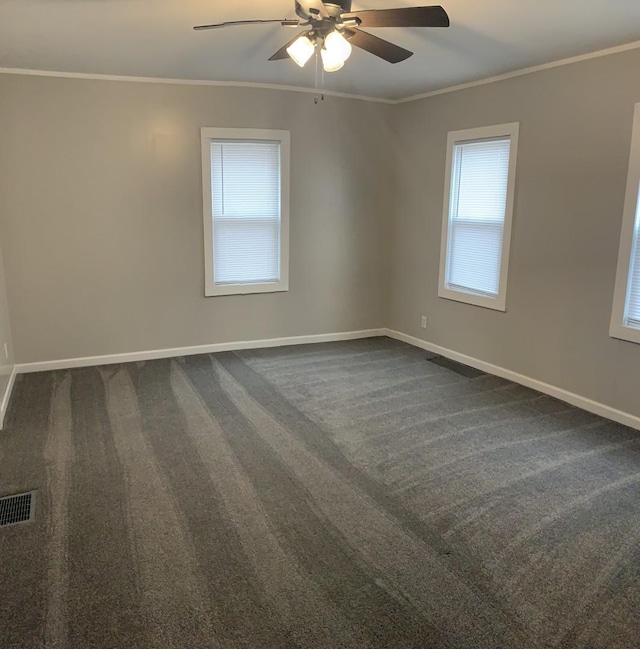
[3,39,640,105]
[0,366,17,430]
[0,67,392,104]
[11,327,640,432]
[396,40,640,103]
[384,329,640,432]
[610,102,640,345]
[201,128,290,297]
[438,123,519,312]
[14,329,386,374]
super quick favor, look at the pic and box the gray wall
[0,75,392,363]
[389,48,640,418]
[2,49,640,420]
[0,242,15,402]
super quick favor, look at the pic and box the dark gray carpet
[1,337,639,648]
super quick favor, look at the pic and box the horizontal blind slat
[448,221,503,296]
[624,218,640,328]
[447,137,510,297]
[214,220,280,284]
[210,140,281,286]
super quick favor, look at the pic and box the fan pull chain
[314,48,325,104]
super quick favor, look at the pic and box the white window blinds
[624,197,640,328]
[210,140,281,286]
[445,137,511,297]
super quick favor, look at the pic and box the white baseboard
[0,365,17,430]
[385,328,640,432]
[15,329,387,374]
[13,326,640,433]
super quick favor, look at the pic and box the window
[201,128,290,296]
[438,123,519,311]
[611,103,640,344]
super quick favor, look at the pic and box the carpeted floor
[1,337,639,648]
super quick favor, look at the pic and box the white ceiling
[1,1,640,100]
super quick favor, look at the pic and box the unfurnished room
[1,1,640,647]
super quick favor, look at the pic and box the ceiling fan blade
[194,19,299,31]
[342,6,450,28]
[344,29,413,64]
[268,33,308,61]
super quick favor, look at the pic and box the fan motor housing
[296,1,352,21]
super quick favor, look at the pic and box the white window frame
[438,122,519,312]
[201,127,290,297]
[610,103,640,345]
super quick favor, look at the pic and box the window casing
[611,103,640,344]
[201,128,290,297]
[438,123,519,311]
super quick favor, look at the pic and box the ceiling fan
[194,1,450,73]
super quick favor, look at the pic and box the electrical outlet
[421,316,427,329]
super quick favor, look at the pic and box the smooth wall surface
[0,76,392,363]
[389,47,640,418]
[0,242,14,401]
[3,50,640,422]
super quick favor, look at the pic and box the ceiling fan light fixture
[286,34,315,67]
[321,29,352,72]
[325,30,352,59]
[321,50,344,72]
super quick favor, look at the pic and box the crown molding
[396,39,640,104]
[2,38,640,105]
[0,67,394,104]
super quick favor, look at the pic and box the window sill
[205,280,289,297]
[438,286,506,312]
[609,322,640,345]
